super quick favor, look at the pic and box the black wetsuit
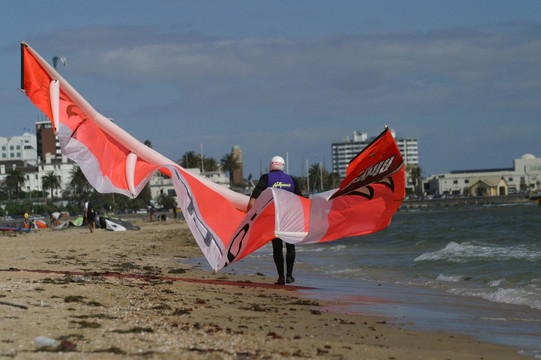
[251,171,302,284]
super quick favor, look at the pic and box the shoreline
[401,193,532,208]
[0,220,529,359]
[219,239,541,354]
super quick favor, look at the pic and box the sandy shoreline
[0,220,525,359]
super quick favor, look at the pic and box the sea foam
[414,241,540,263]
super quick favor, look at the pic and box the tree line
[0,147,353,218]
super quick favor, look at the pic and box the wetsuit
[251,170,302,284]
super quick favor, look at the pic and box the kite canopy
[20,42,405,271]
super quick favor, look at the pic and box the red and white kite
[20,42,405,271]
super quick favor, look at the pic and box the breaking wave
[414,241,540,263]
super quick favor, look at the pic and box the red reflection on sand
[0,268,315,291]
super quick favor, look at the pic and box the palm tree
[67,166,93,208]
[220,153,240,186]
[406,165,423,196]
[5,168,26,199]
[42,171,62,199]
[309,163,330,192]
[204,157,219,171]
[327,172,341,190]
[180,151,200,168]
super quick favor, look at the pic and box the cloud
[23,21,541,175]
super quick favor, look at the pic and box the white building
[0,154,78,198]
[0,125,232,203]
[397,137,419,167]
[423,153,541,196]
[0,154,77,199]
[331,131,369,178]
[0,133,38,165]
[34,154,78,198]
[148,168,231,205]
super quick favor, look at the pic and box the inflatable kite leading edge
[20,42,405,271]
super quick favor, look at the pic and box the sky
[1,1,541,178]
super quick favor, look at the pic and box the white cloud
[24,22,541,175]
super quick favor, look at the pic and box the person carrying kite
[248,156,303,285]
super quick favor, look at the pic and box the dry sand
[0,219,524,359]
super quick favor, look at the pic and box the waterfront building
[397,137,419,168]
[0,154,77,198]
[35,154,77,198]
[331,131,369,178]
[148,168,230,205]
[36,121,61,161]
[0,133,38,165]
[423,153,541,196]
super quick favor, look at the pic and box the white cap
[270,156,285,171]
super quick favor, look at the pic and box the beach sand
[0,219,523,359]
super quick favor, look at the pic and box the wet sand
[0,219,524,359]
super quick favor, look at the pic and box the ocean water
[219,201,541,355]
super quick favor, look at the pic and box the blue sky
[2,1,541,178]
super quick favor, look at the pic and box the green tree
[42,171,62,199]
[180,151,200,168]
[65,166,93,209]
[204,157,219,171]
[327,172,341,190]
[406,165,423,196]
[292,175,307,194]
[157,193,177,210]
[308,163,330,193]
[5,168,26,199]
[220,153,240,186]
[179,151,218,171]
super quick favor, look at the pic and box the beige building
[468,176,508,196]
[424,153,541,196]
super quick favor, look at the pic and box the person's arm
[247,174,268,211]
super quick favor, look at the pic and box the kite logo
[226,212,257,264]
[330,154,400,199]
[351,155,395,185]
[222,196,274,268]
[349,177,396,200]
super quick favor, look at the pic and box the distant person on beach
[50,212,61,227]
[21,212,30,229]
[248,156,302,285]
[148,200,155,222]
[85,200,96,233]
